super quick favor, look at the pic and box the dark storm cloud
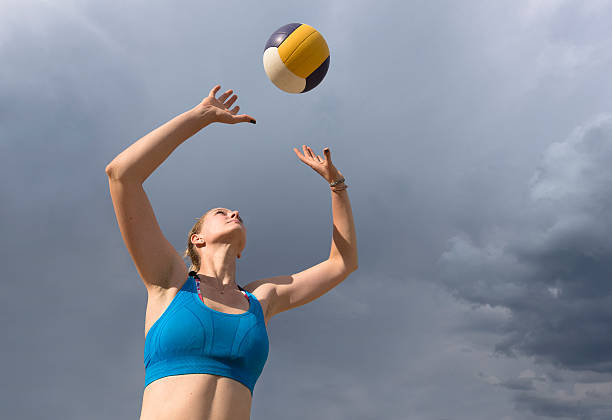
[512,385,612,420]
[439,115,612,417]
[479,368,612,419]
[514,392,592,420]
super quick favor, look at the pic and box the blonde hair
[183,208,216,272]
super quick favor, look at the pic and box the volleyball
[262,23,330,94]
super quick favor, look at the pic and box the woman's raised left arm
[293,145,358,271]
[244,146,357,318]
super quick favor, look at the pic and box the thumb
[324,147,332,161]
[233,114,257,124]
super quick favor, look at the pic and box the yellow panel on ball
[277,24,330,79]
[263,23,330,93]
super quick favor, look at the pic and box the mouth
[228,220,241,224]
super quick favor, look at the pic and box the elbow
[105,163,114,177]
[105,162,125,181]
[329,257,358,273]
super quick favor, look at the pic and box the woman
[105,84,358,420]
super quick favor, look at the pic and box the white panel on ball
[263,47,306,94]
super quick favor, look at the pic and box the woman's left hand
[293,145,343,184]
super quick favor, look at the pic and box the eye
[216,210,244,223]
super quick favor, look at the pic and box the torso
[139,273,274,420]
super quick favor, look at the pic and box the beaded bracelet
[330,177,348,192]
[330,177,345,187]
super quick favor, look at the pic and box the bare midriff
[139,373,253,420]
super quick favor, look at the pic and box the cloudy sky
[2,0,612,419]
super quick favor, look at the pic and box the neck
[197,244,239,289]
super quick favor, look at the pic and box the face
[195,208,246,254]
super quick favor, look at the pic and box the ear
[191,233,205,246]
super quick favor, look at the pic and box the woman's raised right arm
[105,85,255,290]
[105,108,210,183]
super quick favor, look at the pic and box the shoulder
[243,277,281,318]
[243,277,275,296]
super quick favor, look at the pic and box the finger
[315,154,324,163]
[209,85,221,98]
[303,145,314,159]
[293,147,306,160]
[308,147,320,162]
[218,89,233,103]
[230,105,240,115]
[324,147,332,162]
[225,94,238,108]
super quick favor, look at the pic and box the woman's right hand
[194,85,256,125]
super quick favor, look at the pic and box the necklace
[201,282,231,294]
[192,271,234,293]
[191,271,249,301]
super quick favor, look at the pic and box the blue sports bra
[143,272,269,395]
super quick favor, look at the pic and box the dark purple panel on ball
[303,56,330,92]
[263,23,302,52]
